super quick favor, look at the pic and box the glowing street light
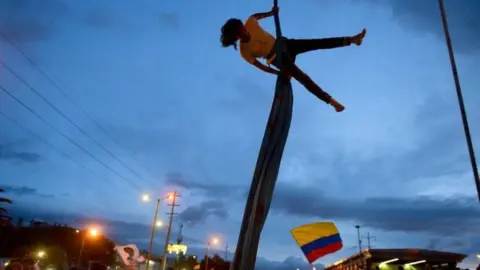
[206,237,220,270]
[77,226,101,267]
[156,221,163,227]
[36,251,46,258]
[89,228,99,237]
[142,194,151,202]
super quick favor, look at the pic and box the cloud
[255,256,325,270]
[0,144,43,163]
[0,0,70,43]
[375,0,480,54]
[83,8,114,29]
[158,12,180,30]
[179,200,229,227]
[0,185,54,198]
[271,182,480,236]
[165,172,244,198]
[168,171,480,236]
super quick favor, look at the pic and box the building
[325,249,467,270]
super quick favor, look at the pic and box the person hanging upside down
[220,6,366,112]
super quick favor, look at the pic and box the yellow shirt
[239,16,276,64]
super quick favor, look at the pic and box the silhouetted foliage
[0,188,13,227]
[173,254,197,269]
[0,223,116,267]
[197,254,231,270]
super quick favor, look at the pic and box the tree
[0,223,116,266]
[0,188,13,227]
[173,254,198,270]
[197,254,231,270]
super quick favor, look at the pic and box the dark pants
[271,37,351,104]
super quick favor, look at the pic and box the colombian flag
[290,222,343,263]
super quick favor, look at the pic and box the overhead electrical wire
[0,59,156,189]
[0,31,160,186]
[0,110,132,193]
[0,111,128,214]
[0,84,141,191]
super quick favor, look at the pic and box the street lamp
[142,193,171,270]
[89,228,98,237]
[77,227,100,268]
[142,194,151,202]
[205,237,220,270]
[36,251,46,259]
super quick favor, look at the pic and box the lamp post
[355,225,362,253]
[205,237,219,270]
[142,194,166,270]
[77,227,99,268]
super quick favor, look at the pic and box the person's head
[220,18,246,50]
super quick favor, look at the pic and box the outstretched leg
[286,62,344,112]
[286,29,367,56]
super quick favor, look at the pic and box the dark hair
[221,18,243,50]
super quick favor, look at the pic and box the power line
[0,110,131,193]
[0,84,141,190]
[0,59,155,189]
[0,31,159,186]
[0,112,124,215]
[362,232,376,249]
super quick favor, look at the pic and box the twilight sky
[1,0,479,269]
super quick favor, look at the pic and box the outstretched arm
[252,59,280,75]
[252,11,274,20]
[252,6,278,20]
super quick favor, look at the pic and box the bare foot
[351,28,367,46]
[330,98,345,112]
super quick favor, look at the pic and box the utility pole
[355,225,362,253]
[146,198,161,270]
[77,236,85,268]
[161,192,179,270]
[225,243,228,261]
[363,232,376,249]
[438,0,480,202]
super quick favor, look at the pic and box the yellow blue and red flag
[290,222,343,263]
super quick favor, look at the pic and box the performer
[220,6,366,112]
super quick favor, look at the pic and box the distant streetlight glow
[142,194,151,202]
[78,226,101,267]
[156,221,163,227]
[37,251,45,258]
[205,237,220,270]
[75,229,80,233]
[89,228,99,237]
